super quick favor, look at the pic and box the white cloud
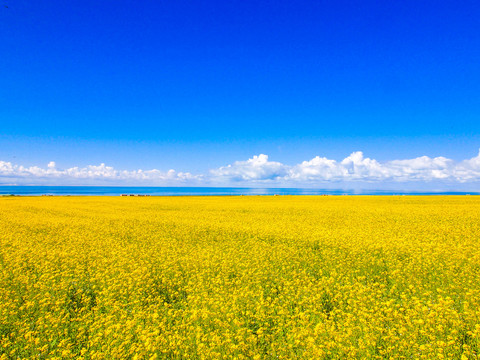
[452,150,480,182]
[290,156,343,181]
[210,154,288,182]
[2,150,480,187]
[210,150,480,185]
[0,161,201,185]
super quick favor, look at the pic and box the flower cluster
[1,195,479,359]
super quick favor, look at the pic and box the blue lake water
[0,186,478,196]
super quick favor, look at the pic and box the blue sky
[1,1,480,188]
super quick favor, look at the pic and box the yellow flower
[1,195,480,359]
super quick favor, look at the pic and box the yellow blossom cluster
[1,195,480,359]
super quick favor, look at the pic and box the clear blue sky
[1,1,480,186]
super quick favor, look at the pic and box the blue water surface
[0,186,478,196]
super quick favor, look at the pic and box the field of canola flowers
[1,195,480,360]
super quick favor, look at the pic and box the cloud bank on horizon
[1,150,480,188]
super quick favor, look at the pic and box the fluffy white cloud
[386,156,453,181]
[0,161,200,185]
[210,150,480,184]
[210,154,288,181]
[453,151,480,182]
[2,150,480,186]
[290,156,343,181]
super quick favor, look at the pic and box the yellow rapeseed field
[1,196,480,359]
